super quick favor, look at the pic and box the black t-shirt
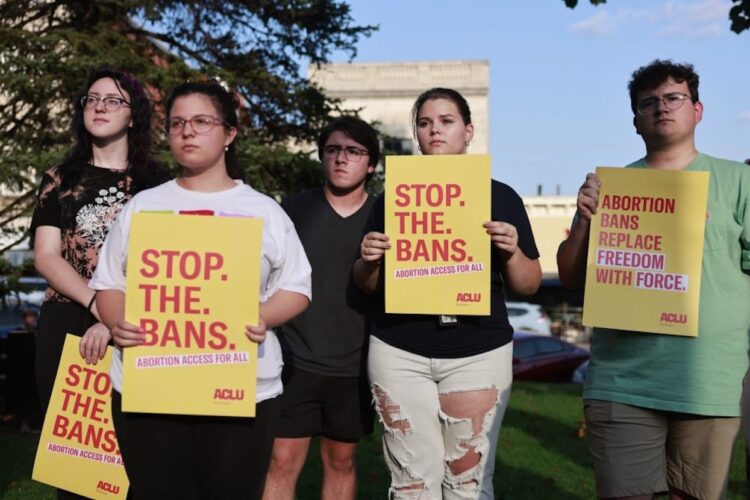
[278,187,375,377]
[30,164,132,303]
[366,179,539,358]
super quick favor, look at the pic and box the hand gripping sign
[124,212,263,416]
[583,167,709,336]
[385,155,491,315]
[33,334,129,499]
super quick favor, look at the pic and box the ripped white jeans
[368,336,513,500]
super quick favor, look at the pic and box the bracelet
[87,292,97,312]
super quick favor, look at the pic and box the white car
[3,276,47,307]
[506,301,552,336]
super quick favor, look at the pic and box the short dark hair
[628,59,700,115]
[165,81,242,179]
[317,116,380,168]
[412,88,472,133]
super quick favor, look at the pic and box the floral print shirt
[31,164,132,303]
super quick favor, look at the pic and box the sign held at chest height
[124,212,263,416]
[582,167,709,336]
[385,155,491,315]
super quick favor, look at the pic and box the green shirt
[583,153,750,416]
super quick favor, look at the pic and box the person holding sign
[31,68,169,415]
[90,81,311,499]
[264,117,377,500]
[354,88,541,499]
[557,60,750,500]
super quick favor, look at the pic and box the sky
[322,0,750,196]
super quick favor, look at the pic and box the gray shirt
[279,187,374,377]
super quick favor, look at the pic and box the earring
[224,146,229,152]
[417,145,422,152]
[465,142,470,148]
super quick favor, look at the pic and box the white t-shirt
[90,180,311,403]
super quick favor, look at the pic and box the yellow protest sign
[124,212,263,416]
[385,155,491,315]
[33,334,128,499]
[583,167,709,336]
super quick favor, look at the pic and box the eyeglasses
[165,115,228,136]
[80,95,130,111]
[636,92,692,115]
[322,145,369,160]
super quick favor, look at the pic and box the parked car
[572,360,589,384]
[2,277,47,307]
[506,301,552,335]
[512,331,590,382]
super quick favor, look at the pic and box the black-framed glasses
[164,115,228,136]
[80,95,130,110]
[636,92,692,115]
[322,145,369,160]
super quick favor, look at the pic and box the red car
[512,331,590,382]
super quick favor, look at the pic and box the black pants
[35,301,97,415]
[112,391,281,500]
[35,301,95,500]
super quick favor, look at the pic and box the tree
[563,0,750,34]
[0,1,376,252]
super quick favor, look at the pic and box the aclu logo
[96,480,120,495]
[456,292,481,304]
[214,388,245,401]
[660,312,687,324]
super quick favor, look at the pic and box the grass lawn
[2,382,746,499]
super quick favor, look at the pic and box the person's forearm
[557,216,591,289]
[502,250,542,297]
[353,258,381,294]
[260,290,309,328]
[96,290,125,330]
[35,252,96,308]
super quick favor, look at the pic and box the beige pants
[585,399,740,500]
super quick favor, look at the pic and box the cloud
[739,110,750,121]
[567,0,730,38]
[568,10,617,35]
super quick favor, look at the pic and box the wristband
[87,292,97,312]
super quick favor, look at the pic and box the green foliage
[237,140,324,202]
[563,0,750,34]
[563,0,606,7]
[0,258,28,308]
[730,0,750,34]
[0,0,376,250]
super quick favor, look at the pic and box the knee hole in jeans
[439,387,499,477]
[372,384,412,435]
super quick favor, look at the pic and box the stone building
[309,60,489,156]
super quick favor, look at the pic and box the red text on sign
[139,249,224,280]
[394,183,462,207]
[139,284,202,314]
[394,211,446,234]
[52,415,118,453]
[65,364,111,395]
[396,239,467,262]
[60,389,106,422]
[139,318,229,349]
